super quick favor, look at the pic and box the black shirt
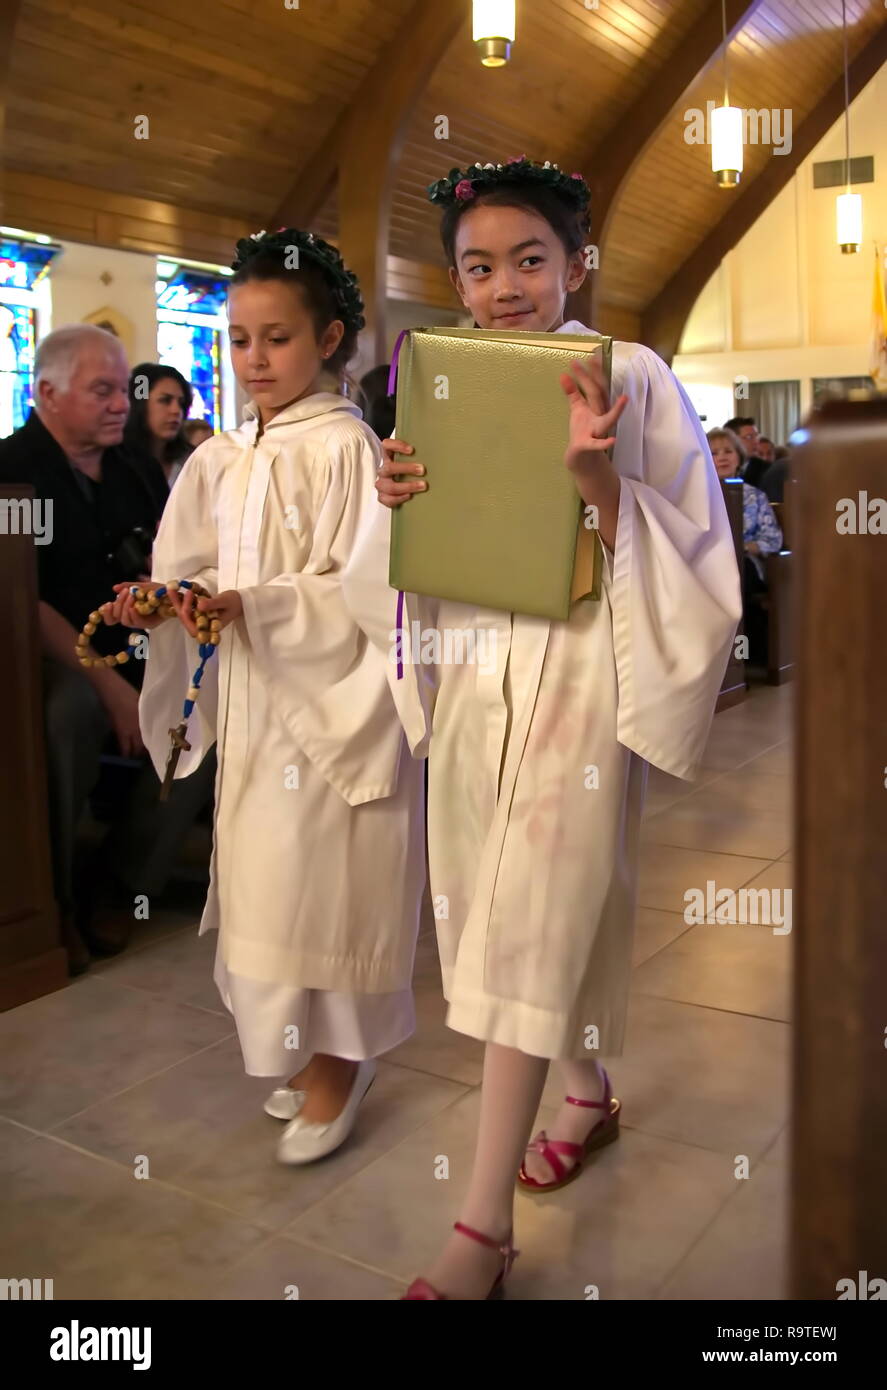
[0,412,165,685]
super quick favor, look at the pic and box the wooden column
[0,486,66,1009]
[791,398,887,1297]
[0,0,24,224]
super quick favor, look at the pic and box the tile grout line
[87,968,232,1020]
[39,1033,239,1134]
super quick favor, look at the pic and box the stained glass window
[156,317,222,428]
[156,265,229,432]
[0,238,58,438]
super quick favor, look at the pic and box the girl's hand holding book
[561,356,628,473]
[561,357,626,552]
[374,438,426,508]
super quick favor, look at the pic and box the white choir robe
[343,327,742,1061]
[139,392,426,1075]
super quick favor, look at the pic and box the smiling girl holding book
[344,158,742,1300]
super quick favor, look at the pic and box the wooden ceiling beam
[0,0,24,225]
[272,1,462,362]
[567,0,767,328]
[642,19,887,365]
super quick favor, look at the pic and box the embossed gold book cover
[389,327,612,621]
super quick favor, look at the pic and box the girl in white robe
[115,230,425,1164]
[343,161,742,1297]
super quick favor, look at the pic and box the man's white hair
[34,324,128,392]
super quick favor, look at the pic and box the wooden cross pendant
[160,722,191,802]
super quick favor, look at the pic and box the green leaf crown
[231,227,366,332]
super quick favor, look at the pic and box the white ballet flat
[264,1087,308,1121]
[276,1060,377,1166]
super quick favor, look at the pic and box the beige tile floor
[0,683,792,1301]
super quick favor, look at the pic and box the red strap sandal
[401,1222,520,1300]
[517,1068,621,1193]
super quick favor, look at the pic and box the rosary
[76,579,221,801]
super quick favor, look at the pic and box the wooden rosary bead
[77,584,223,682]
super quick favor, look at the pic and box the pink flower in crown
[507,155,527,165]
[454,179,476,201]
[571,172,583,180]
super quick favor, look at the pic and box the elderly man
[0,325,214,973]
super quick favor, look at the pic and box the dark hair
[439,183,590,268]
[357,364,396,440]
[228,251,358,383]
[124,363,194,467]
[724,416,756,433]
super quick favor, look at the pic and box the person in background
[757,436,775,463]
[761,442,790,505]
[183,418,214,450]
[123,362,195,510]
[357,363,396,441]
[723,415,769,490]
[709,426,782,664]
[0,325,215,973]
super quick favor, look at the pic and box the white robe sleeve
[341,500,439,760]
[607,344,742,780]
[139,446,221,782]
[236,426,409,806]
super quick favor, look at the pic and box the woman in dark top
[123,363,195,512]
[357,363,396,441]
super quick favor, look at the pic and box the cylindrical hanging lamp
[473,0,515,67]
[712,0,743,187]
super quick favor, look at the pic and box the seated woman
[708,426,783,664]
[123,363,196,511]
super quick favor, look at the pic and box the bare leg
[521,1056,606,1183]
[285,1053,360,1123]
[420,1042,549,1299]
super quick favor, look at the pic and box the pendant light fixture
[711,0,743,187]
[836,0,862,254]
[473,0,515,67]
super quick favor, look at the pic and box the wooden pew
[716,476,747,710]
[765,549,793,684]
[0,484,66,1009]
[791,397,887,1297]
[762,482,794,684]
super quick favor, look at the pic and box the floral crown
[231,227,366,332]
[428,157,591,212]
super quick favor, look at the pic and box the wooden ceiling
[1,0,885,358]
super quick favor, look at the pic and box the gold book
[389,327,612,622]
